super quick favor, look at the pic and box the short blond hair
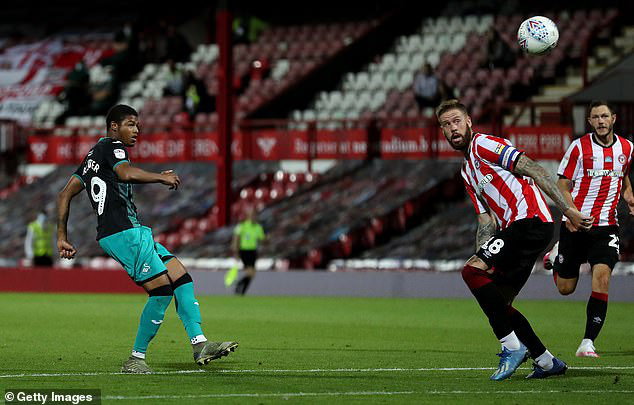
[435,99,469,119]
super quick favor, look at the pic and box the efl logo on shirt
[114,149,126,159]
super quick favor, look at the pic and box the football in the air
[517,16,559,55]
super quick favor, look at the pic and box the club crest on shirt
[618,154,626,164]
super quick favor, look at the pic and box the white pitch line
[428,390,634,395]
[104,391,416,400]
[103,389,634,401]
[1,366,633,379]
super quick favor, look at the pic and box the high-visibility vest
[28,221,54,257]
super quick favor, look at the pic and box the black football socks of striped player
[584,292,608,341]
[462,265,515,341]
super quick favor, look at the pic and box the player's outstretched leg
[168,264,239,365]
[461,264,527,380]
[193,341,239,366]
[122,284,173,373]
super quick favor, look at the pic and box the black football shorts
[553,223,619,279]
[476,217,554,296]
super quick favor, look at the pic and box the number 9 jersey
[73,137,141,240]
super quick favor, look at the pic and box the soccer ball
[517,16,559,55]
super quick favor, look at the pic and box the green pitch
[0,293,632,404]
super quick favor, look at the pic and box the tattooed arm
[513,154,593,231]
[476,212,496,251]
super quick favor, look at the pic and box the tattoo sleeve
[513,155,571,213]
[475,215,496,251]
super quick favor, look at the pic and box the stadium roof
[568,54,634,103]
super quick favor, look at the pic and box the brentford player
[437,99,592,380]
[544,100,634,358]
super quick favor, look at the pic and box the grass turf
[0,293,632,404]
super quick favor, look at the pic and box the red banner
[27,126,573,164]
[505,126,572,160]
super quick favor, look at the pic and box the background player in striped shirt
[437,99,592,381]
[544,100,634,358]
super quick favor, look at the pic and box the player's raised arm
[114,162,181,190]
[513,154,593,231]
[56,175,84,259]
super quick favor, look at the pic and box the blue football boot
[525,356,567,379]
[490,344,528,381]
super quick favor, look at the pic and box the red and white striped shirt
[558,133,633,226]
[462,133,553,229]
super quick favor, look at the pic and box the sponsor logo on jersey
[114,149,126,159]
[477,173,494,192]
[605,156,613,163]
[586,169,623,177]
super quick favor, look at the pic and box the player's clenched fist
[57,239,77,259]
[160,170,180,190]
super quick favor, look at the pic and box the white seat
[354,72,370,90]
[367,72,384,91]
[395,54,410,71]
[477,15,494,33]
[368,91,386,111]
[384,72,399,88]
[397,71,414,91]
[426,51,440,68]
[66,116,81,127]
[450,33,467,53]
[340,93,357,110]
[291,110,303,121]
[448,16,464,33]
[381,53,396,72]
[410,53,424,70]
[78,116,93,127]
[357,91,372,109]
[302,109,316,121]
[464,16,478,30]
